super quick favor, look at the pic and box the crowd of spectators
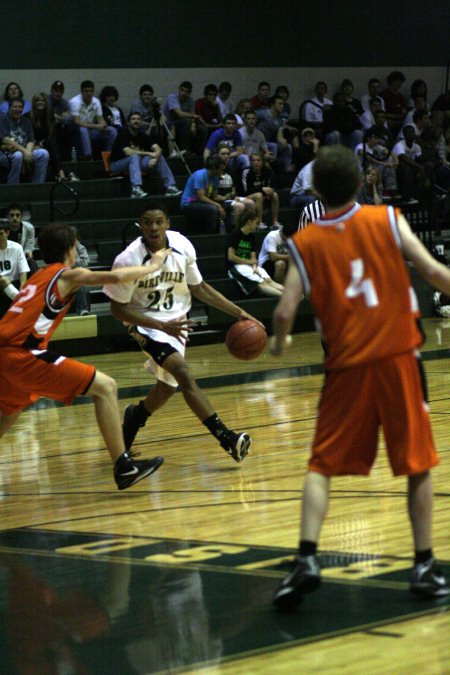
[0,72,449,214]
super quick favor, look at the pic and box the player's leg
[86,371,164,490]
[270,191,280,227]
[162,351,251,462]
[122,380,176,451]
[0,412,21,438]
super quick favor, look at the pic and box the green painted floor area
[0,529,447,673]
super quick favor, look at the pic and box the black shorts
[128,325,177,366]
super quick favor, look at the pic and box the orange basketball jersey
[0,263,73,350]
[288,204,423,369]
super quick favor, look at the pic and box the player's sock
[415,548,433,565]
[202,413,228,441]
[136,400,151,424]
[299,540,317,556]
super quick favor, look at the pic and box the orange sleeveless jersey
[0,263,73,350]
[288,204,423,369]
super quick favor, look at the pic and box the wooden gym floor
[0,318,448,674]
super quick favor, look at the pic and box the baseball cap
[301,127,315,136]
[51,80,65,91]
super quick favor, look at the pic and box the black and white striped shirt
[298,200,325,230]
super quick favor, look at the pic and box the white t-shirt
[103,231,203,342]
[0,241,29,281]
[303,96,332,124]
[258,230,288,266]
[392,140,422,161]
[69,94,103,123]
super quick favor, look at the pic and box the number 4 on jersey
[345,259,379,307]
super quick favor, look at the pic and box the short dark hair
[99,86,119,103]
[139,201,169,218]
[204,84,218,96]
[271,95,285,107]
[7,202,23,214]
[206,156,226,170]
[243,108,256,117]
[387,71,405,86]
[139,84,154,95]
[341,78,353,90]
[38,223,76,264]
[368,78,381,86]
[223,113,237,123]
[179,81,192,92]
[281,221,298,238]
[313,147,361,208]
[275,85,289,97]
[0,220,10,232]
[127,110,143,121]
[258,81,270,90]
[80,80,95,90]
[219,82,232,93]
[238,205,257,228]
[9,97,24,108]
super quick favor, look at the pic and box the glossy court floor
[0,318,449,674]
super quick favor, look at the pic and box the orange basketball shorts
[309,351,439,476]
[0,348,96,415]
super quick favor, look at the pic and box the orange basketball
[225,320,267,360]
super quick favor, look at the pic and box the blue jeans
[79,126,117,157]
[0,149,49,184]
[110,154,176,188]
[182,201,221,233]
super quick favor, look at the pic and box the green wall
[2,0,450,69]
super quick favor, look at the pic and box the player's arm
[189,280,264,327]
[110,300,192,341]
[0,276,19,300]
[58,248,171,296]
[270,262,304,356]
[398,215,450,294]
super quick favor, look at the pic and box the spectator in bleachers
[226,206,284,297]
[431,88,450,122]
[69,80,117,160]
[296,127,320,170]
[129,84,157,128]
[381,71,407,134]
[274,85,292,125]
[71,227,90,316]
[340,79,363,116]
[398,109,431,141]
[290,159,316,210]
[360,78,385,113]
[109,111,181,199]
[392,124,424,203]
[216,82,234,118]
[7,203,38,275]
[48,80,75,166]
[360,97,383,131]
[195,84,223,135]
[408,79,428,109]
[250,82,271,111]
[215,143,255,231]
[256,96,295,170]
[0,82,31,115]
[258,221,297,284]
[203,114,249,172]
[357,167,383,205]
[0,98,49,184]
[354,127,398,193]
[404,95,429,127]
[435,123,450,192]
[239,109,274,161]
[300,81,333,140]
[100,86,126,129]
[241,152,281,230]
[0,220,29,319]
[323,92,363,149]
[29,93,69,182]
[162,81,206,153]
[180,155,227,233]
[233,98,252,126]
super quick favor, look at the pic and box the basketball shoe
[272,555,321,610]
[114,454,164,490]
[410,558,449,598]
[122,403,148,450]
[220,431,251,463]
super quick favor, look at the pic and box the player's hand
[161,317,195,344]
[237,310,265,330]
[147,248,171,273]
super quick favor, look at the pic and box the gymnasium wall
[2,1,450,114]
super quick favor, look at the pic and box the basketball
[225,320,267,360]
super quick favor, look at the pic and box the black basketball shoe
[272,555,321,610]
[122,404,147,450]
[114,455,164,490]
[410,558,449,598]
[220,431,251,463]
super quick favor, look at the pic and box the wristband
[3,282,19,300]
